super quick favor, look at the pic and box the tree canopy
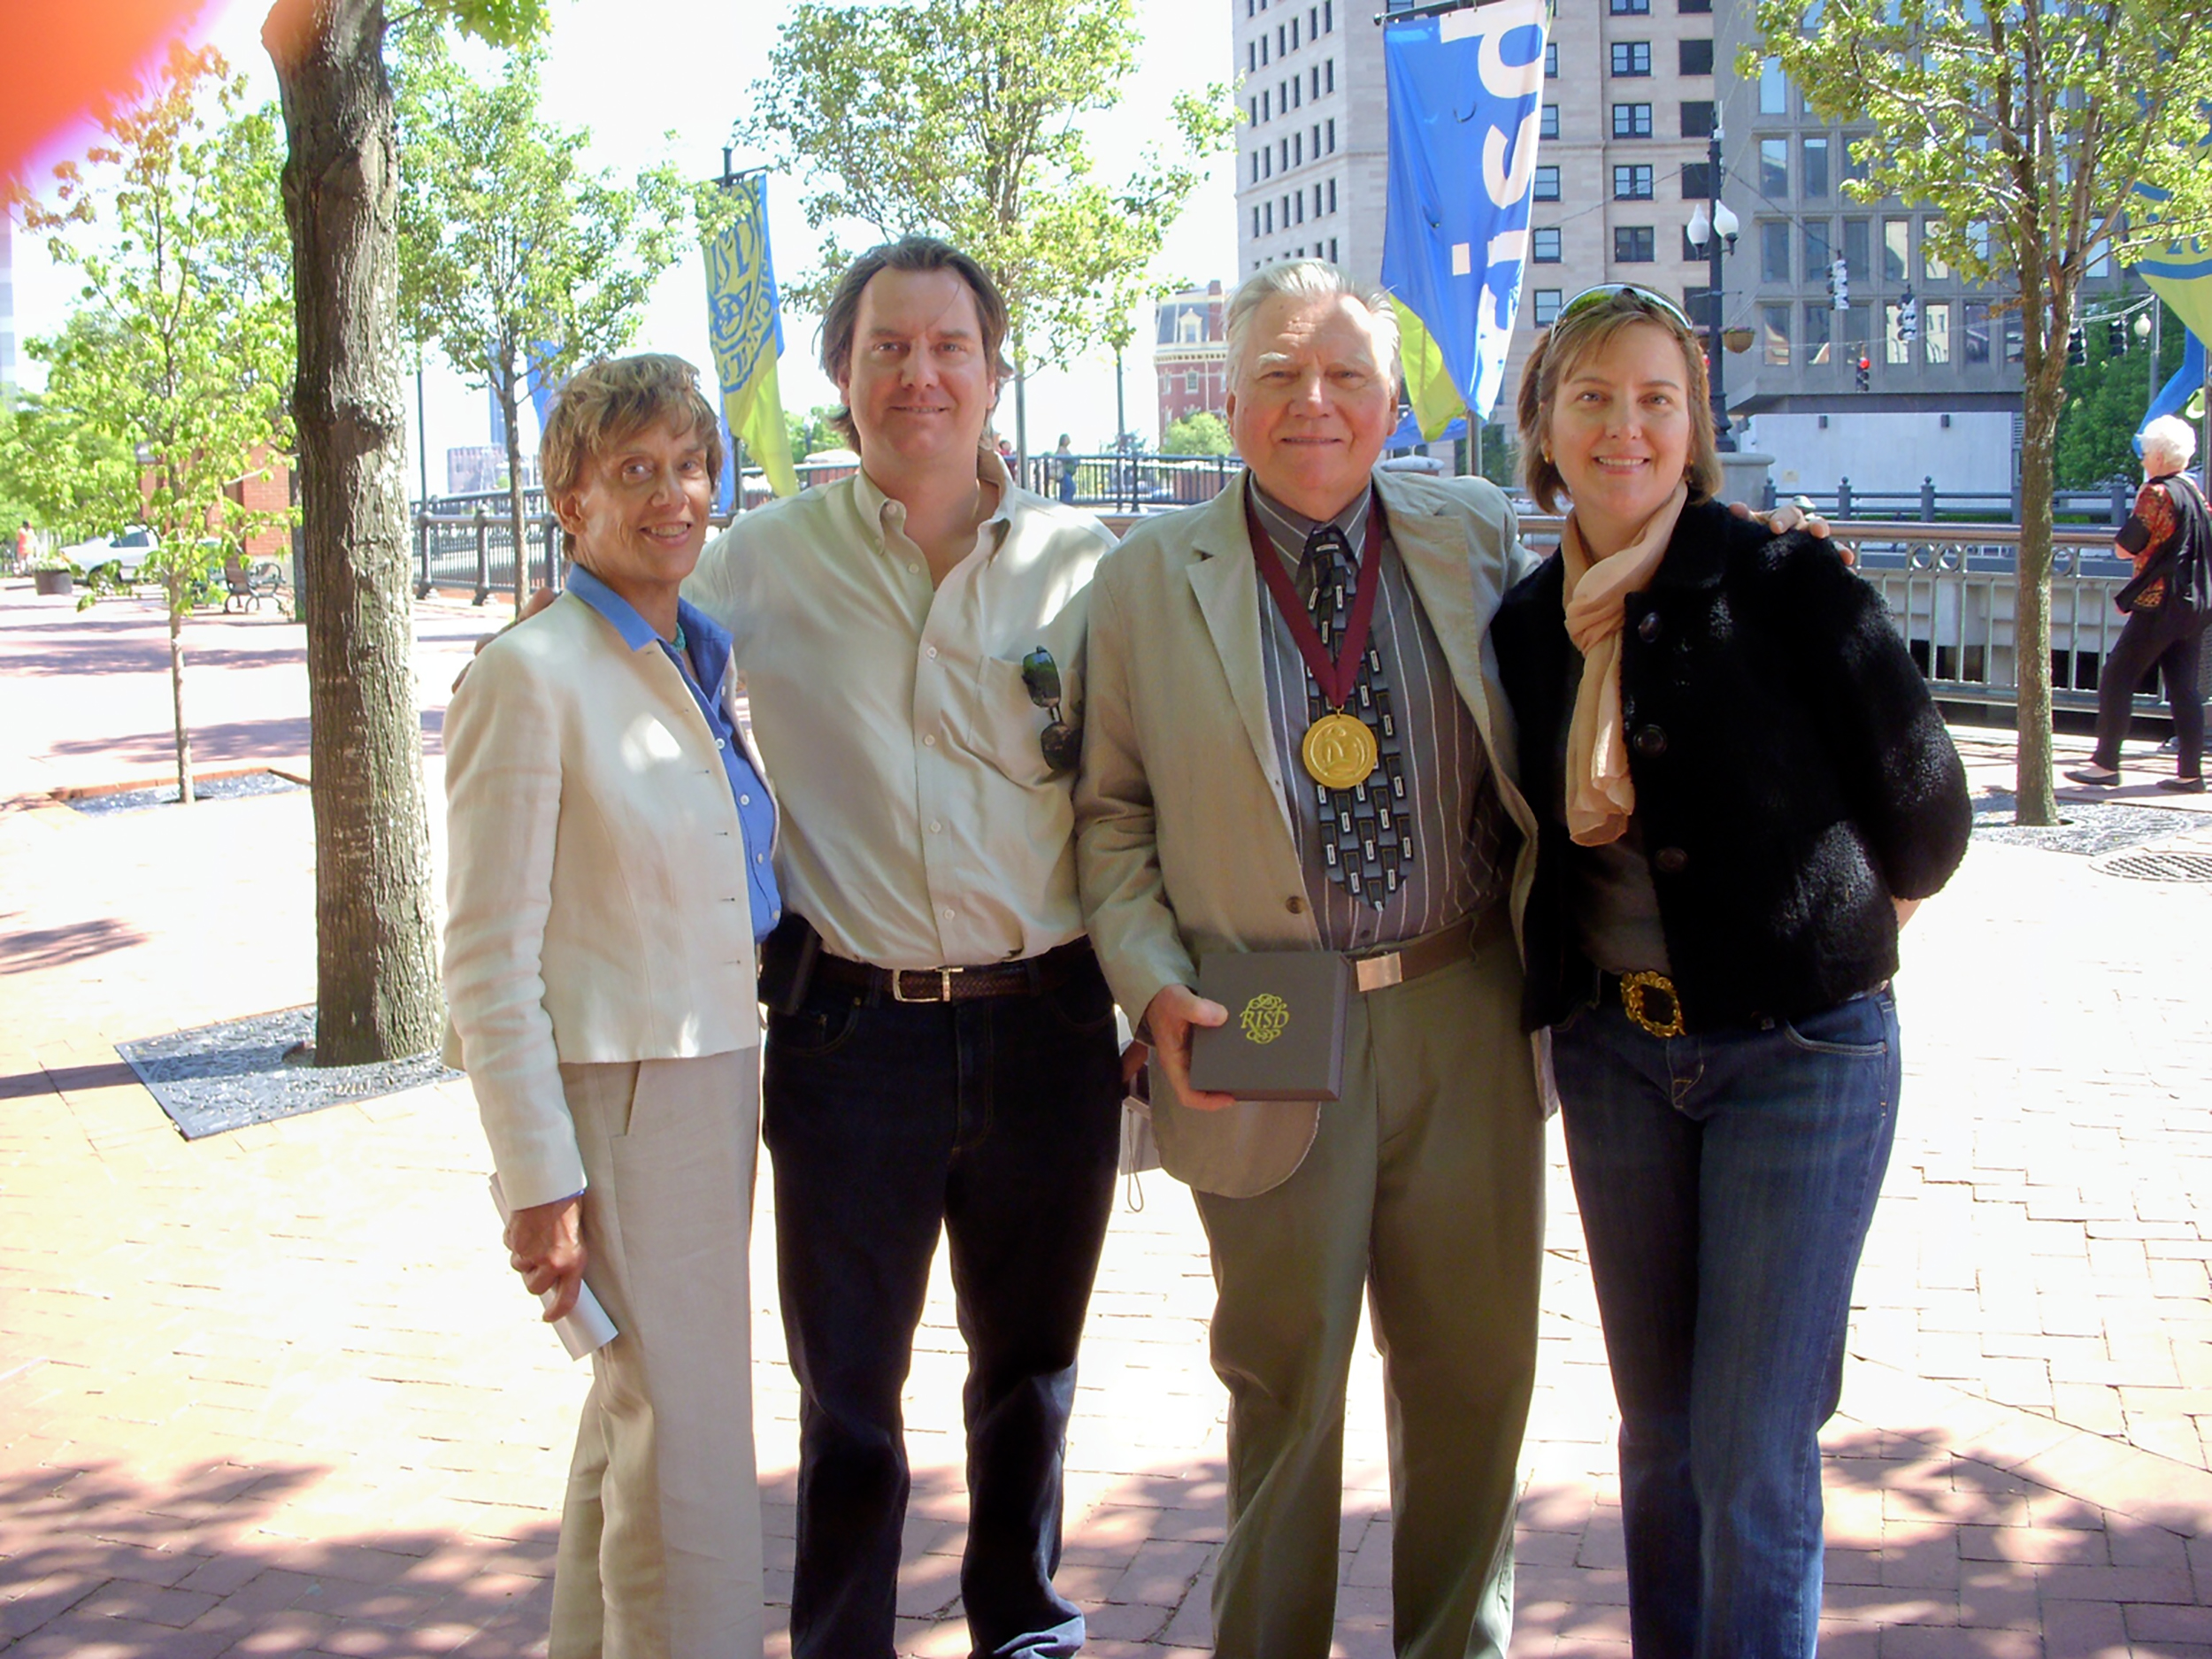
[746,0,1233,374]
[394,26,686,609]
[1162,411,1232,455]
[2055,300,2192,488]
[1758,0,2212,823]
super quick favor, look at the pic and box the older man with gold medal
[1076,261,1547,1659]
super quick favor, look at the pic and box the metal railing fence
[1754,477,2139,526]
[1524,515,2147,715]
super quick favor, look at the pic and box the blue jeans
[1549,987,1901,1659]
[761,948,1123,1659]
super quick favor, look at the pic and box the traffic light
[1855,355,1870,390]
[1898,288,1918,344]
[2106,319,2127,356]
[2068,324,2087,365]
[1829,257,1849,311]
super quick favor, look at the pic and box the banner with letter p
[1381,0,1548,437]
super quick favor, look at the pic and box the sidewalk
[4,580,2211,1657]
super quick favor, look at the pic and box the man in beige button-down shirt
[683,238,1124,1659]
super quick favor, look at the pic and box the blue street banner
[2131,158,2212,449]
[705,173,799,500]
[1381,0,1548,438]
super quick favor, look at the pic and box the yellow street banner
[705,175,799,501]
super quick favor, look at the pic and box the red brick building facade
[1154,280,1228,442]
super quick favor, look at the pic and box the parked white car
[60,526,158,576]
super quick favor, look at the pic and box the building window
[1262,90,1270,120]
[1546,41,1559,77]
[1963,300,1991,364]
[1253,206,1261,237]
[1327,177,1337,212]
[1763,304,1791,365]
[2004,309,2023,362]
[1294,132,1302,165]
[1249,97,1259,125]
[1681,101,1715,138]
[1924,225,1950,281]
[1290,16,1299,46]
[1263,148,1271,178]
[1294,191,1304,224]
[1804,218,1831,274]
[1884,300,1910,364]
[1532,227,1562,262]
[1759,138,1788,197]
[1248,41,1257,72]
[1614,165,1655,199]
[1842,219,1869,282]
[1277,24,1285,53]
[1325,58,1335,92]
[1313,183,1323,218]
[1533,165,1561,202]
[1684,285,1716,329]
[1681,160,1711,198]
[1325,0,1333,28]
[1804,303,1833,364]
[1615,226,1657,263]
[1533,288,1564,325]
[1609,0,1649,12]
[1186,370,1200,392]
[1612,103,1654,138]
[1541,104,1560,139]
[1758,56,1786,114]
[1923,301,1951,365]
[1678,38,1713,74]
[1802,135,1830,198]
[1326,118,1336,152]
[1292,77,1301,108]
[1760,221,1789,281]
[1680,225,1704,263]
[1311,122,1320,157]
[1311,65,1320,99]
[1883,218,1909,281]
[1844,303,1871,361]
[1611,41,1651,74]
[1678,0,1711,12]
[1329,236,1339,260]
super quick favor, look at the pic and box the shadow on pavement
[0,1060,142,1101]
[0,1458,559,1656]
[0,918,150,977]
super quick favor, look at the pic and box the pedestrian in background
[2068,414,2211,793]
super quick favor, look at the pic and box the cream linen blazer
[442,591,774,1210]
[1074,470,1543,1198]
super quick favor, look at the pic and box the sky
[6,0,1239,491]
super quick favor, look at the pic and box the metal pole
[1706,124,1732,451]
[415,356,430,508]
[1114,347,1130,514]
[2148,296,2162,409]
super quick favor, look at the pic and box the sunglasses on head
[1555,283,1694,331]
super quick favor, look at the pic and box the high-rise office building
[1231,0,2126,493]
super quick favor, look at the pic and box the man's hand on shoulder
[1731,497,1854,565]
[1142,984,1235,1113]
[453,585,559,691]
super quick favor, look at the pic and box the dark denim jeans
[1549,987,1901,1659]
[761,948,1123,1659]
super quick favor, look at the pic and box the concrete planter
[32,570,73,597]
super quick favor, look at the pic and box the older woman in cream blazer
[443,354,779,1659]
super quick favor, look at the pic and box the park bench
[222,557,289,614]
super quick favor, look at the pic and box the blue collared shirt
[565,565,781,942]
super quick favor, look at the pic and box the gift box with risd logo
[1187,951,1350,1102]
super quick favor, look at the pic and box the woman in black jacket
[1492,286,1971,1659]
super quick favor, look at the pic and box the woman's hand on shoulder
[452,585,562,693]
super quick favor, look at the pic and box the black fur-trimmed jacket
[1491,499,1972,1033]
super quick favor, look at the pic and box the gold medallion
[1302,710,1378,789]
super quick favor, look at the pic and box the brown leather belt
[1347,909,1500,993]
[810,936,1095,1004]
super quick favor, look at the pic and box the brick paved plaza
[4,580,2211,1656]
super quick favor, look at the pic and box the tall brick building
[1154,280,1230,442]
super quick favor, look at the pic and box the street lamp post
[1684,123,1739,452]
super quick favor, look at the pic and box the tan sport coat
[1074,469,1542,1197]
[442,591,776,1210]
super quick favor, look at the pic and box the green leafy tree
[1161,410,1232,455]
[2055,302,2192,488]
[395,27,686,616]
[1758,0,2212,825]
[0,391,136,545]
[785,403,849,459]
[262,0,547,1066]
[747,0,1235,449]
[17,43,293,805]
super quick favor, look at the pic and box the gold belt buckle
[1618,971,1686,1038]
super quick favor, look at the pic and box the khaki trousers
[1194,926,1544,1659]
[546,1051,763,1659]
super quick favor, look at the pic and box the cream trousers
[543,1051,763,1659]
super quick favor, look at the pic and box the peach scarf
[1559,480,1688,846]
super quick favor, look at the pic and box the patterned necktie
[1301,522,1413,908]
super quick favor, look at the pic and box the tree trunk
[266,0,444,1064]
[2014,348,2067,827]
[169,581,195,806]
[498,373,530,617]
